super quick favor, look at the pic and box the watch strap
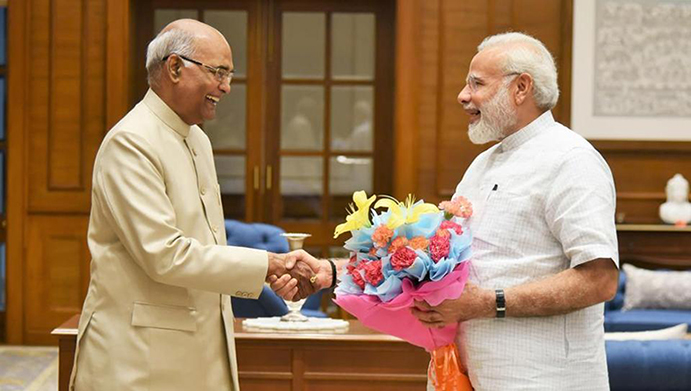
[495,289,506,318]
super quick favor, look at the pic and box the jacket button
[192,148,198,156]
[200,187,206,195]
[212,225,218,233]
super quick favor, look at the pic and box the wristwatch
[495,289,506,318]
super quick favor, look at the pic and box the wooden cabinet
[235,320,429,390]
[52,316,431,391]
[617,224,691,269]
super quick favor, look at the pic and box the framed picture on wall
[571,0,691,141]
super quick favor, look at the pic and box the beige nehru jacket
[70,89,268,391]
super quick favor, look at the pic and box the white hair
[145,28,197,87]
[478,32,559,110]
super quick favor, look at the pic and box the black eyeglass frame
[162,53,234,83]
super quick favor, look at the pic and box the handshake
[265,250,336,301]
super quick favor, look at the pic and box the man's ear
[514,73,533,106]
[167,56,184,83]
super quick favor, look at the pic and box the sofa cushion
[605,309,691,332]
[605,323,688,340]
[606,340,691,391]
[623,264,691,310]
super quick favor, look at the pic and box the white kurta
[453,111,619,390]
[71,89,269,391]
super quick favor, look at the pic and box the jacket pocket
[131,302,197,332]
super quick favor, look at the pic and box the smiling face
[175,32,233,125]
[457,48,518,144]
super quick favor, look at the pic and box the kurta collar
[143,89,192,138]
[499,110,554,152]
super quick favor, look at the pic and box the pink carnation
[350,264,366,289]
[440,220,463,235]
[362,260,384,286]
[391,247,417,271]
[430,234,450,263]
[388,236,409,254]
[372,225,394,248]
[439,196,473,219]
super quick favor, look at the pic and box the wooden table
[52,315,430,391]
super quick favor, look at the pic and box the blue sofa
[605,271,691,332]
[225,220,326,318]
[604,268,691,390]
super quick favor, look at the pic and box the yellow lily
[374,194,439,230]
[333,191,377,238]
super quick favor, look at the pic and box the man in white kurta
[71,20,313,391]
[414,33,619,390]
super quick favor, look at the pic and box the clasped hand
[266,250,332,301]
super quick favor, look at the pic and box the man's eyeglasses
[466,72,521,93]
[162,53,234,83]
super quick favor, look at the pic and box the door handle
[266,165,272,190]
[253,166,260,191]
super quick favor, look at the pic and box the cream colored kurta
[70,89,268,391]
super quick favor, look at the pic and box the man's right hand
[266,250,333,301]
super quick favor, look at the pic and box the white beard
[467,84,517,145]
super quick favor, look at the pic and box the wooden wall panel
[27,0,105,213]
[400,0,573,200]
[595,141,691,224]
[396,0,574,202]
[25,216,90,345]
[8,0,109,344]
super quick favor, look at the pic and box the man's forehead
[467,50,502,79]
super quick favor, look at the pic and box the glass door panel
[282,13,325,79]
[280,85,324,151]
[331,13,375,80]
[330,86,373,152]
[280,156,323,219]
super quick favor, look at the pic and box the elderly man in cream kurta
[70,20,321,391]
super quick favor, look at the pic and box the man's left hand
[410,282,495,328]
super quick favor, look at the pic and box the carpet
[0,346,57,391]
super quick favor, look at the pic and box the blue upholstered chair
[225,220,326,318]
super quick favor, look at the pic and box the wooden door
[266,0,395,257]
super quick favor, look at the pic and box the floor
[0,346,57,391]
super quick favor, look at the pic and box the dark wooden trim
[592,140,691,153]
[322,11,332,222]
[6,0,29,344]
[433,0,445,198]
[281,78,375,86]
[620,255,691,271]
[106,0,133,129]
[558,0,573,127]
[393,0,419,198]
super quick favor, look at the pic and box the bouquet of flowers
[333,191,474,391]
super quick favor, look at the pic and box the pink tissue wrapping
[334,262,470,352]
